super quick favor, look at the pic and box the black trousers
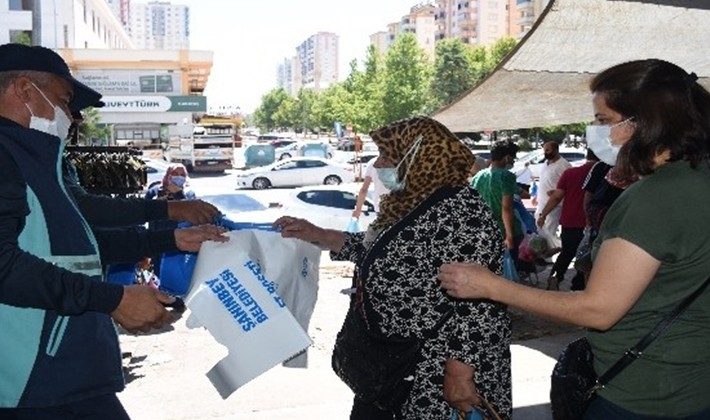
[550,226,585,284]
[0,394,130,420]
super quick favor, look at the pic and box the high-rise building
[128,1,190,50]
[0,0,132,49]
[375,3,436,58]
[435,0,509,46]
[514,0,551,39]
[0,0,33,45]
[105,0,131,26]
[369,31,390,55]
[293,32,338,92]
[277,57,295,95]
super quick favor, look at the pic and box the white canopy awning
[432,0,710,132]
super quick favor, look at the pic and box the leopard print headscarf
[369,116,475,230]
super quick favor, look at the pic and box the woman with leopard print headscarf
[276,116,512,420]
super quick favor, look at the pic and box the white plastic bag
[185,229,321,398]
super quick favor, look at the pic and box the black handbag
[550,275,710,420]
[332,305,453,411]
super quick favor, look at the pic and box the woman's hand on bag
[274,216,322,241]
[274,216,347,251]
[438,262,499,300]
[174,224,228,252]
[443,358,481,413]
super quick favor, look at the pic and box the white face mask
[25,83,72,140]
[375,136,424,191]
[585,118,631,166]
[585,124,618,166]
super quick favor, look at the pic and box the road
[117,171,583,419]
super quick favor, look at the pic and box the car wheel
[279,153,291,160]
[252,177,271,190]
[324,175,341,185]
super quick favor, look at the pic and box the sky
[175,0,421,114]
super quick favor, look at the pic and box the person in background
[277,116,512,420]
[439,58,710,419]
[515,161,533,193]
[468,154,489,179]
[352,157,390,219]
[536,149,598,290]
[145,163,195,202]
[471,140,524,268]
[0,43,226,420]
[144,163,199,288]
[533,141,571,252]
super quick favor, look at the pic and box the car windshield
[201,194,267,213]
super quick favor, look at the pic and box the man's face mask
[25,83,72,140]
[376,136,424,192]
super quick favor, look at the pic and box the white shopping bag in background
[185,229,321,398]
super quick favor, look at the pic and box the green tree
[430,38,477,109]
[348,44,386,132]
[77,107,110,145]
[253,88,290,131]
[486,36,518,68]
[381,33,433,123]
[312,84,356,133]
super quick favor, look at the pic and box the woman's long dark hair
[590,59,710,179]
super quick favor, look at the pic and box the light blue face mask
[376,136,424,191]
[171,175,187,187]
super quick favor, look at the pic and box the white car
[275,141,335,160]
[222,184,377,232]
[279,184,377,231]
[235,157,355,190]
[512,147,587,180]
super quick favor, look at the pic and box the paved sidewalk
[118,257,582,420]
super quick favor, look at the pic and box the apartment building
[277,57,296,95]
[375,2,437,58]
[514,0,551,39]
[293,31,339,92]
[105,0,130,26]
[435,0,509,46]
[128,1,190,50]
[0,0,132,49]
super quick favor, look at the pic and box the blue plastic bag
[502,249,519,282]
[106,263,136,286]
[450,408,484,420]
[159,216,279,297]
[159,252,197,297]
[345,217,361,233]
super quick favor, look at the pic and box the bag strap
[596,275,710,388]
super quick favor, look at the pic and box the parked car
[281,185,377,231]
[234,157,355,190]
[276,141,335,160]
[200,193,284,227]
[222,185,378,232]
[512,147,587,179]
[269,139,297,149]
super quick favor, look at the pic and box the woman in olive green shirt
[438,59,710,419]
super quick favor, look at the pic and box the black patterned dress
[332,186,512,419]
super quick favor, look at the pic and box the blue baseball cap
[0,43,102,112]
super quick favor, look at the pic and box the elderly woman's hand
[443,359,481,413]
[273,216,323,241]
[273,216,347,252]
[438,262,499,300]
